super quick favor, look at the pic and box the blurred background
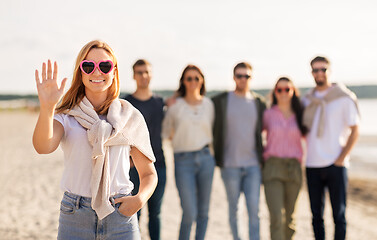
[1,0,377,93]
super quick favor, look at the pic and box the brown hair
[132,59,151,72]
[272,77,308,136]
[233,62,252,75]
[177,65,206,97]
[310,56,330,67]
[56,40,119,115]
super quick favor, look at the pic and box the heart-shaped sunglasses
[80,60,114,75]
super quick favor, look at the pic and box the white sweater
[162,97,214,153]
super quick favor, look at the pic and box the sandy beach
[0,111,376,240]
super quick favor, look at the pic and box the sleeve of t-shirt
[208,98,215,126]
[161,105,175,139]
[158,96,164,107]
[54,113,64,127]
[158,97,166,117]
[301,96,310,107]
[343,97,360,127]
[53,113,66,138]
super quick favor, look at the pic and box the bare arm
[33,60,67,154]
[33,112,64,154]
[334,125,359,166]
[115,147,157,216]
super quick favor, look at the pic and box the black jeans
[306,165,347,240]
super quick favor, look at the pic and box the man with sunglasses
[123,59,166,240]
[212,62,266,240]
[302,56,360,240]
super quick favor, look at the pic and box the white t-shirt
[162,97,214,153]
[54,113,133,197]
[303,88,360,168]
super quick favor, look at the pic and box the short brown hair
[310,56,330,67]
[233,62,252,75]
[132,59,151,72]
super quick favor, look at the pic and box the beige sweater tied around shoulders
[66,97,155,220]
[303,83,359,138]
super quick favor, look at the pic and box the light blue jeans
[57,191,140,240]
[221,165,261,240]
[174,146,215,240]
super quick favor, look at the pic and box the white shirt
[303,89,360,168]
[162,97,214,153]
[54,113,133,197]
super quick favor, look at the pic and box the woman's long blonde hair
[56,40,120,115]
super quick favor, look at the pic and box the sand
[0,111,376,240]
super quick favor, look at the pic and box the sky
[1,0,377,94]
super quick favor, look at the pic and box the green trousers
[263,157,302,240]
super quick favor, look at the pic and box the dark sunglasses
[80,60,114,75]
[235,74,251,79]
[135,70,150,75]
[185,76,200,82]
[275,87,292,93]
[312,68,327,73]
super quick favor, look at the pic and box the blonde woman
[33,40,157,239]
[162,65,215,240]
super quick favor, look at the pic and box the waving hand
[33,60,67,154]
[35,60,67,110]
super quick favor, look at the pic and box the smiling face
[81,48,115,97]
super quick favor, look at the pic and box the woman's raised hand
[35,60,67,110]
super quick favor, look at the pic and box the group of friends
[33,40,360,240]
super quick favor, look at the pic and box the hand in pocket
[114,195,143,217]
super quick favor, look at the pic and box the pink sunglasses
[80,60,114,75]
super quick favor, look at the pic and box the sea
[348,98,377,179]
[357,99,377,136]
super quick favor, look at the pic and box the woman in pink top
[262,77,307,240]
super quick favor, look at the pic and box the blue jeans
[174,146,215,240]
[129,166,167,240]
[306,165,347,240]
[57,191,140,240]
[221,165,261,240]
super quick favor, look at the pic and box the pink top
[263,106,304,163]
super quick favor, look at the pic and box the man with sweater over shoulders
[302,56,360,240]
[212,62,266,240]
[123,59,166,240]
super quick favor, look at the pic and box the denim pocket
[115,203,132,219]
[174,152,187,160]
[202,146,210,155]
[60,200,75,215]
